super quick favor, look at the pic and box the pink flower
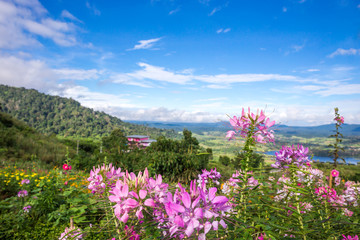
[21,179,30,184]
[331,169,339,177]
[271,145,311,169]
[226,108,275,144]
[17,190,28,198]
[23,205,31,213]
[62,164,72,171]
[342,235,359,240]
[59,226,83,240]
[258,233,272,240]
[334,116,345,125]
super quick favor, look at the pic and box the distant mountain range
[128,121,360,137]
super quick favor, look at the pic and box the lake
[265,151,359,165]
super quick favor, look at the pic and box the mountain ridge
[0,84,178,139]
[128,120,360,137]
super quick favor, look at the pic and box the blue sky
[0,0,360,126]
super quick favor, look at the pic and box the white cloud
[197,97,228,102]
[0,54,57,91]
[109,63,298,87]
[332,66,354,72]
[0,54,104,90]
[128,38,162,50]
[109,73,153,88]
[191,101,225,110]
[86,2,101,16]
[127,62,192,84]
[306,69,320,72]
[297,85,326,91]
[54,68,102,80]
[169,8,180,15]
[61,10,82,23]
[328,48,360,58]
[209,7,221,16]
[282,7,288,12]
[315,84,360,96]
[217,28,231,34]
[206,84,230,89]
[199,0,210,5]
[109,107,226,123]
[194,73,297,84]
[292,43,305,52]
[0,0,78,49]
[53,85,136,109]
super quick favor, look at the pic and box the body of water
[265,151,359,165]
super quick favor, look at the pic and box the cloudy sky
[0,0,360,126]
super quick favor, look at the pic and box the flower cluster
[342,235,359,240]
[62,164,72,171]
[59,226,83,240]
[271,144,311,169]
[87,163,124,194]
[226,107,275,144]
[197,168,221,187]
[95,166,231,240]
[123,225,140,240]
[21,179,30,184]
[334,115,345,125]
[108,168,167,223]
[160,181,230,239]
[17,190,28,198]
[23,205,31,213]
[221,170,260,196]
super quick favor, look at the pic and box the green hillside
[0,111,69,166]
[0,85,178,139]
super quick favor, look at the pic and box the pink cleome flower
[23,205,31,213]
[17,190,28,198]
[21,179,30,184]
[226,107,275,144]
[271,144,311,169]
[342,235,359,240]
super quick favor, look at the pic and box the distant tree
[102,128,128,154]
[181,129,199,153]
[219,155,231,166]
[232,152,264,169]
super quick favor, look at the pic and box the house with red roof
[126,135,157,149]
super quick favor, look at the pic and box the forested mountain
[0,85,178,139]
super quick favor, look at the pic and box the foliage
[146,129,211,183]
[219,155,231,166]
[232,152,265,169]
[0,84,178,139]
[0,111,68,167]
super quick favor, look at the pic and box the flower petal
[139,190,147,199]
[182,192,191,209]
[144,198,155,207]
